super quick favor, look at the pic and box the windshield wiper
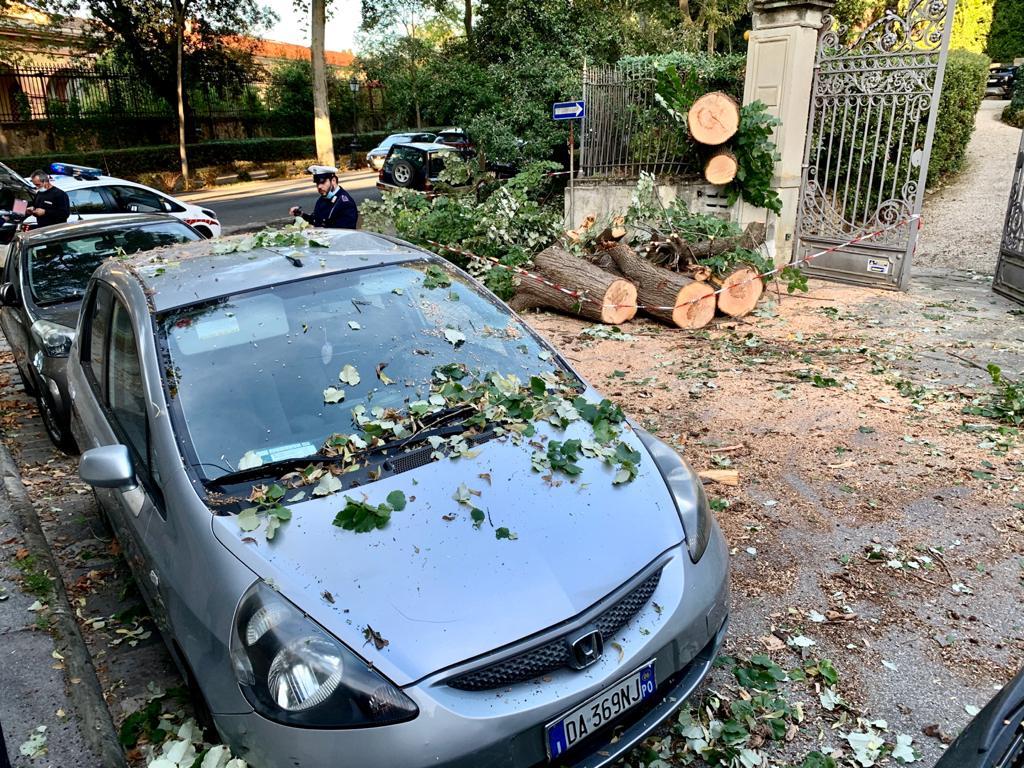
[205,409,487,488]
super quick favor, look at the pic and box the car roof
[18,214,189,244]
[106,228,432,312]
[48,173,131,189]
[393,142,456,152]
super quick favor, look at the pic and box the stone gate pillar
[740,0,833,265]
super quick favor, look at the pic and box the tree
[170,0,189,186]
[71,0,274,142]
[311,0,334,166]
[988,0,1024,62]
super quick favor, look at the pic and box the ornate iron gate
[993,131,1024,305]
[794,0,956,290]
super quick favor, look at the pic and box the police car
[41,162,222,238]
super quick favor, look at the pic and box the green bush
[618,51,747,99]
[1003,82,1024,128]
[928,49,990,186]
[987,0,1024,62]
[5,131,442,180]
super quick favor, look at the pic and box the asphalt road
[178,170,382,233]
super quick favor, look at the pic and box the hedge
[1003,82,1024,128]
[617,51,746,100]
[928,49,990,186]
[5,129,446,179]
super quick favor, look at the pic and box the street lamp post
[348,76,360,170]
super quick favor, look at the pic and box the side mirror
[79,445,136,489]
[0,282,18,307]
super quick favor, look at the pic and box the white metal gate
[794,0,956,290]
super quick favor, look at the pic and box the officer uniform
[32,185,70,227]
[294,166,358,229]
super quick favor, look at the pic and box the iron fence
[580,62,702,180]
[0,64,270,124]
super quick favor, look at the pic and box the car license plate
[545,661,657,759]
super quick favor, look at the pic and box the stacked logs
[511,220,767,330]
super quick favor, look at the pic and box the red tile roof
[228,36,354,67]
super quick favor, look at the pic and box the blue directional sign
[552,100,585,120]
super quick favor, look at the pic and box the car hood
[33,300,81,329]
[211,419,684,686]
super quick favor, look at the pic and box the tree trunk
[606,243,716,329]
[171,0,189,189]
[509,246,637,324]
[704,148,738,185]
[688,91,740,146]
[712,266,764,317]
[707,26,715,54]
[464,0,473,46]
[311,0,335,167]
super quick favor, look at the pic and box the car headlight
[230,582,418,727]
[30,319,74,358]
[635,427,713,563]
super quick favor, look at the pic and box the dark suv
[988,64,1018,99]
[377,143,464,194]
[0,214,201,451]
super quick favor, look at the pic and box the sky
[256,0,363,53]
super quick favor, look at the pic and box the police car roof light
[49,162,102,180]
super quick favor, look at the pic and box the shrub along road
[178,170,382,233]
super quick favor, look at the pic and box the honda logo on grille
[567,629,604,670]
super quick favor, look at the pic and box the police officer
[29,169,71,228]
[288,165,358,229]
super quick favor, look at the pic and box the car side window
[107,185,164,214]
[107,300,150,474]
[67,188,109,215]
[83,282,113,398]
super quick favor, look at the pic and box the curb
[0,443,126,768]
[222,216,292,236]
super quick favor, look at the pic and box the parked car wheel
[36,388,77,455]
[192,225,213,239]
[391,159,416,188]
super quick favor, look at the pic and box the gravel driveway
[916,100,1022,275]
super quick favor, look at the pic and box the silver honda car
[68,229,729,767]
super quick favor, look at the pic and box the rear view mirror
[0,282,17,307]
[79,444,136,489]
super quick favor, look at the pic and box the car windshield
[157,261,569,482]
[389,145,426,166]
[27,220,200,305]
[380,134,413,149]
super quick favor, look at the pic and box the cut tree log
[704,149,738,185]
[606,243,716,329]
[712,265,764,318]
[509,246,637,324]
[688,92,740,146]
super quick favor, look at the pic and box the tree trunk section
[510,246,637,324]
[704,149,738,185]
[688,92,740,146]
[607,244,716,329]
[464,0,473,46]
[713,266,764,317]
[311,0,335,167]
[639,221,766,270]
[172,0,189,189]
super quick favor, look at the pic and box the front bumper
[212,536,729,768]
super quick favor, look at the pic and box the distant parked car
[377,143,465,194]
[433,128,475,156]
[34,163,221,238]
[366,132,438,170]
[0,214,202,451]
[987,64,1018,99]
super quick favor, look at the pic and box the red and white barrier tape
[426,213,921,313]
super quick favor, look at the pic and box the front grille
[447,569,662,691]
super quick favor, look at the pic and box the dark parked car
[935,666,1024,768]
[987,64,1018,99]
[377,143,464,194]
[366,132,438,170]
[434,128,475,156]
[0,214,202,451]
[0,160,36,268]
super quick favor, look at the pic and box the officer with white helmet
[288,165,358,229]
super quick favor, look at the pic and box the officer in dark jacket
[288,165,358,229]
[29,170,71,228]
